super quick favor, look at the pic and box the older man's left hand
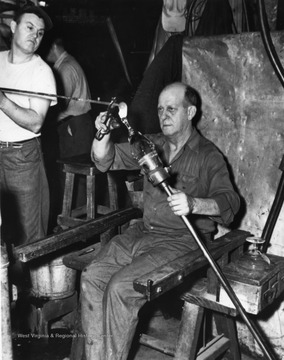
[167,186,195,216]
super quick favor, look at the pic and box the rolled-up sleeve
[94,142,140,172]
[93,144,115,172]
[203,151,240,226]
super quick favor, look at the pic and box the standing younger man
[0,5,56,250]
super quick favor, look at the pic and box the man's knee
[81,263,97,293]
[106,272,133,301]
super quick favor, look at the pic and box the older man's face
[157,85,189,137]
[11,13,45,54]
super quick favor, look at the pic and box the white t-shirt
[0,50,57,141]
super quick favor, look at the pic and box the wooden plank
[174,302,205,360]
[14,207,142,262]
[213,313,240,358]
[86,174,96,219]
[133,230,250,300]
[181,284,237,317]
[196,335,230,360]
[107,172,119,211]
[62,172,74,216]
[139,334,175,356]
[57,215,87,227]
[64,163,100,176]
[139,333,230,360]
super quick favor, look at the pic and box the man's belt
[0,138,36,148]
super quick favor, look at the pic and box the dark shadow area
[12,328,73,360]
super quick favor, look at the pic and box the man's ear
[10,20,16,34]
[187,106,197,120]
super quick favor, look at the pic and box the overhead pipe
[106,17,133,87]
[257,0,284,88]
[257,1,284,251]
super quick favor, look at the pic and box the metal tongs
[95,97,120,140]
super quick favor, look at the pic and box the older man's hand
[167,186,195,216]
[95,111,109,134]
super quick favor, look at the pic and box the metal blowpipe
[0,87,117,107]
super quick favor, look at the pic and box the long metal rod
[106,17,133,87]
[161,182,276,360]
[262,154,284,253]
[0,87,114,106]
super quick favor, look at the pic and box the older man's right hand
[95,111,108,133]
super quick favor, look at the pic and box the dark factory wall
[40,0,163,106]
[181,32,284,234]
[180,31,284,357]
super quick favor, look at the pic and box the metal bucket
[30,254,77,299]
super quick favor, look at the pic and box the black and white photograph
[0,1,284,359]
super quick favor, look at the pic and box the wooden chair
[62,212,249,360]
[134,229,250,360]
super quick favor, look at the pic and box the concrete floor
[12,300,258,360]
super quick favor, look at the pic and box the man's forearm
[0,95,44,133]
[91,134,113,163]
[188,196,220,216]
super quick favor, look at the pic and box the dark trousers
[57,112,95,209]
[0,137,49,246]
[81,221,198,360]
[0,138,49,289]
[57,112,95,159]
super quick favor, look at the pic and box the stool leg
[86,175,95,220]
[107,173,118,210]
[35,307,49,342]
[174,302,205,360]
[62,172,75,217]
[213,312,241,360]
[99,173,119,246]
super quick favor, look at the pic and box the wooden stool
[57,154,119,231]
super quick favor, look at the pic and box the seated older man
[81,82,240,360]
